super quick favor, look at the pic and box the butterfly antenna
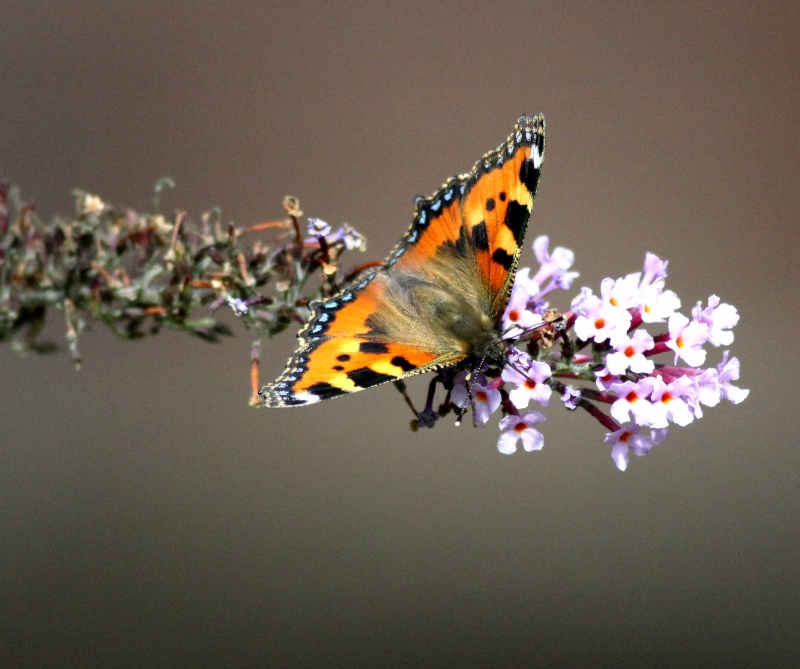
[467,353,493,428]
[505,357,538,386]
[499,323,525,340]
[454,397,468,427]
[500,315,566,344]
[453,367,473,427]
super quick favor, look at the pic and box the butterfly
[260,114,545,407]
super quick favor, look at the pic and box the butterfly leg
[393,379,419,419]
[454,374,471,427]
[458,369,482,428]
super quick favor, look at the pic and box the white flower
[648,376,696,428]
[606,329,656,376]
[638,279,681,323]
[605,423,668,471]
[609,378,657,426]
[717,352,749,404]
[497,412,546,454]
[501,355,552,409]
[692,295,739,347]
[665,313,710,367]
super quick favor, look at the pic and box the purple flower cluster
[306,218,367,252]
[449,238,748,470]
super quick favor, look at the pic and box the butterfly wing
[260,114,545,407]
[261,268,465,406]
[389,113,545,318]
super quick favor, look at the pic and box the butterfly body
[261,114,545,407]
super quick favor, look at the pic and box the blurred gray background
[1,1,798,666]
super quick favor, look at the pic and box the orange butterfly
[260,114,545,407]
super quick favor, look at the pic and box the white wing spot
[531,143,543,170]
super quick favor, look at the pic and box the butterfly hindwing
[260,114,545,407]
[261,269,462,406]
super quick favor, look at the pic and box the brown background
[1,1,798,666]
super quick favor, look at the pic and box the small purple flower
[560,385,581,410]
[307,217,331,237]
[511,266,540,296]
[451,372,500,425]
[572,289,632,343]
[594,366,621,392]
[605,423,667,471]
[502,356,552,408]
[531,236,576,287]
[601,273,641,311]
[227,296,249,316]
[497,411,546,454]
[693,367,722,409]
[638,279,681,323]
[649,375,696,428]
[666,313,710,367]
[692,295,738,347]
[609,378,657,426]
[717,351,749,404]
[606,329,656,376]
[340,224,366,251]
[471,381,502,425]
[450,370,474,409]
[609,440,631,471]
[323,223,367,251]
[640,252,669,288]
[502,269,543,337]
[570,285,592,312]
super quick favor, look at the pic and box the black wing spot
[519,159,541,194]
[492,248,514,271]
[333,365,344,371]
[503,200,529,247]
[499,191,507,202]
[359,341,389,354]
[471,221,489,251]
[390,356,416,372]
[485,197,495,212]
[336,353,351,362]
[306,381,342,399]
[347,367,396,389]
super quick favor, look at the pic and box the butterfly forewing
[460,115,545,317]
